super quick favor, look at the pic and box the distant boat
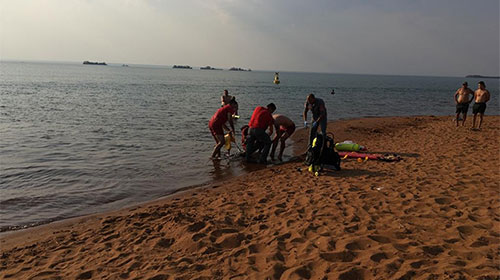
[465,75,499,79]
[200,66,221,70]
[229,67,251,72]
[173,65,192,69]
[122,64,129,67]
[83,61,107,65]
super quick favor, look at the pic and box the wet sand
[1,116,499,279]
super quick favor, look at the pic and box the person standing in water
[270,114,295,161]
[209,99,238,159]
[220,89,233,107]
[471,81,491,130]
[454,82,474,127]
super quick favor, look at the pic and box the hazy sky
[1,0,499,76]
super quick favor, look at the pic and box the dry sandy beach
[1,116,499,280]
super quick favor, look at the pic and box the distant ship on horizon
[229,67,251,72]
[200,66,221,70]
[83,61,107,65]
[173,65,192,69]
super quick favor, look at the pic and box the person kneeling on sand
[209,99,238,159]
[270,114,296,161]
[246,103,276,164]
[471,81,490,130]
[454,82,474,127]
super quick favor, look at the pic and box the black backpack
[305,133,341,171]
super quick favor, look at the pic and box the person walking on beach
[303,93,327,145]
[454,82,474,127]
[471,81,490,130]
[270,114,295,161]
[246,103,276,164]
[209,99,238,159]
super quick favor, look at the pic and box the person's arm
[468,89,475,104]
[227,112,235,134]
[303,103,309,126]
[454,90,459,104]
[268,119,274,136]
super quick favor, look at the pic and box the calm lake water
[0,61,498,231]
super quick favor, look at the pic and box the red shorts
[279,124,295,136]
[209,122,224,137]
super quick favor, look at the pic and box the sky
[1,0,499,76]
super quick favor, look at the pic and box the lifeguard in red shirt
[245,103,276,164]
[209,99,238,159]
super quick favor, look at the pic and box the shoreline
[0,114,493,236]
[1,115,499,279]
[0,114,438,235]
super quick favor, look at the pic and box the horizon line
[2,58,496,79]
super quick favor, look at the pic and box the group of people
[209,90,330,164]
[454,81,491,129]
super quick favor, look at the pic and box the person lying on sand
[454,82,474,127]
[270,114,296,161]
[472,81,491,130]
[209,99,238,159]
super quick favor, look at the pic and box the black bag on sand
[321,135,341,171]
[304,133,341,171]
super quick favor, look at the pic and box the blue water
[0,61,498,231]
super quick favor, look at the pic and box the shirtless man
[270,114,296,161]
[453,82,474,127]
[221,89,233,106]
[472,81,491,130]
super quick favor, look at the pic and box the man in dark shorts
[270,114,295,161]
[453,82,474,127]
[303,93,327,145]
[246,103,276,164]
[472,81,491,130]
[209,99,238,159]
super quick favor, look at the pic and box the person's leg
[478,104,486,129]
[462,105,469,126]
[455,105,462,127]
[245,129,257,161]
[472,113,477,129]
[309,122,319,145]
[320,118,327,136]
[277,132,290,161]
[254,128,272,163]
[270,132,281,160]
[211,134,224,158]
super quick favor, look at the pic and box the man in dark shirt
[246,103,276,164]
[303,94,327,145]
